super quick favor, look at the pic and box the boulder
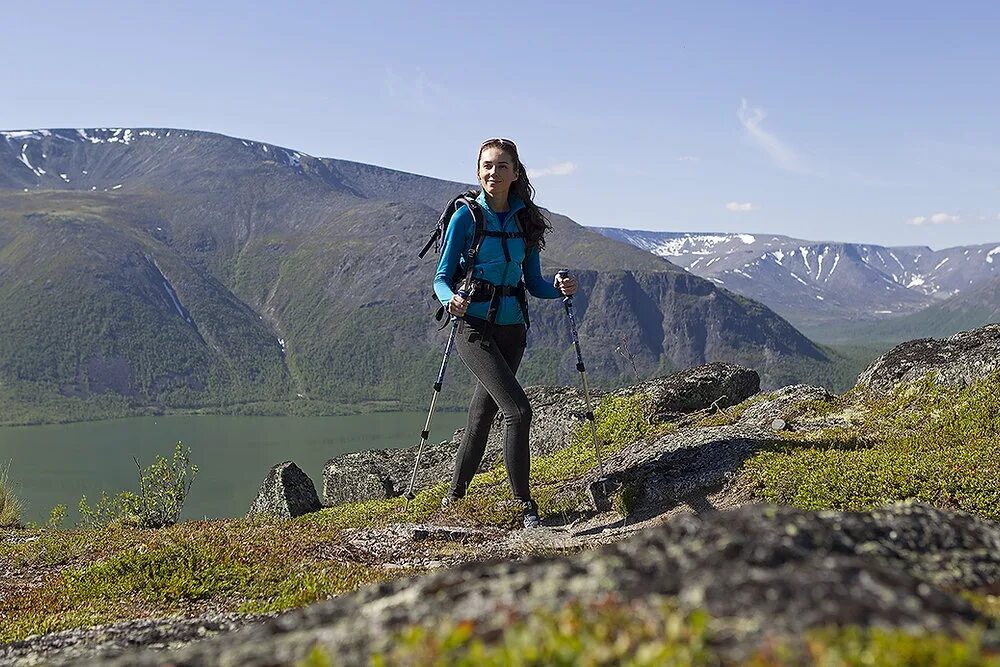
[587,424,775,514]
[736,384,833,428]
[855,324,1000,396]
[247,461,321,519]
[322,436,461,507]
[612,362,760,423]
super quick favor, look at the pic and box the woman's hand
[447,293,469,317]
[554,272,577,296]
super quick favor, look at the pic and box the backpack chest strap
[483,229,525,262]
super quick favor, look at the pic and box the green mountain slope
[0,128,846,424]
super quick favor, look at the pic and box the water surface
[0,412,468,524]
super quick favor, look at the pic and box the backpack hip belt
[474,278,530,331]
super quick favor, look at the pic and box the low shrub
[78,442,198,528]
[0,461,21,527]
[742,372,1000,520]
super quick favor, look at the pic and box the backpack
[420,190,530,327]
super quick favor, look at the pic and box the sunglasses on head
[480,137,517,151]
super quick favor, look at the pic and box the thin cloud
[526,162,576,178]
[676,155,700,162]
[726,202,756,212]
[907,212,961,226]
[737,99,804,172]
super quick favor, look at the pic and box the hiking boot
[441,494,461,510]
[521,499,541,529]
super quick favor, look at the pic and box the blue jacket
[434,191,561,324]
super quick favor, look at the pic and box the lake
[0,411,469,524]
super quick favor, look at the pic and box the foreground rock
[856,323,1000,395]
[0,614,269,667]
[76,503,1000,666]
[322,363,758,505]
[247,462,321,519]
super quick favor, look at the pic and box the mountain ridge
[592,226,1000,339]
[0,128,841,424]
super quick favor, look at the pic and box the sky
[4,1,1000,249]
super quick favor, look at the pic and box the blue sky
[5,1,999,248]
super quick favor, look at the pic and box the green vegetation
[0,460,21,527]
[78,442,198,529]
[0,518,397,642]
[361,597,999,667]
[742,373,1000,520]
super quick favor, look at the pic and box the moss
[740,372,1000,520]
[963,593,1000,623]
[360,597,1000,666]
[611,481,641,518]
[372,598,713,667]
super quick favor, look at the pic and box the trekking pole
[404,286,471,504]
[557,270,604,477]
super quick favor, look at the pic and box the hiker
[433,137,577,528]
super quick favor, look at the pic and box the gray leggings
[449,316,532,502]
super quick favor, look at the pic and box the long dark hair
[478,138,551,251]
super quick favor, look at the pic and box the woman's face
[478,146,518,200]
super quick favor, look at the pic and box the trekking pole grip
[556,269,572,305]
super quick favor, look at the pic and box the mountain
[0,128,837,424]
[590,228,1000,340]
[831,273,1000,344]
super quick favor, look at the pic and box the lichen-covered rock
[587,424,776,513]
[855,323,1000,395]
[83,503,1000,666]
[0,614,268,667]
[321,436,461,506]
[247,461,321,519]
[736,384,833,427]
[613,362,760,423]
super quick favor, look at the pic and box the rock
[247,461,321,519]
[321,453,396,506]
[82,503,1000,666]
[409,524,485,542]
[855,323,1000,396]
[0,613,268,666]
[736,384,833,428]
[322,386,601,506]
[613,362,760,423]
[771,418,786,431]
[322,436,461,506]
[321,367,759,507]
[587,424,775,514]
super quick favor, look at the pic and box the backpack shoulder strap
[418,190,482,259]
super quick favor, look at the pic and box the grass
[740,372,1000,521]
[0,517,401,642]
[0,461,21,527]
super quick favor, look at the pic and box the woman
[433,137,577,529]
